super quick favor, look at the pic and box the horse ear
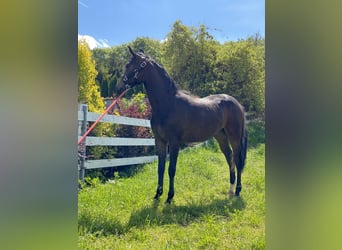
[138,48,145,54]
[128,46,136,57]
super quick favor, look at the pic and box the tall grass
[78,125,265,249]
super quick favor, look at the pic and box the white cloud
[78,35,110,49]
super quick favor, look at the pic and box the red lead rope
[78,89,129,145]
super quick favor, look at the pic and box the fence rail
[78,110,152,127]
[83,156,158,169]
[82,137,155,146]
[78,104,157,181]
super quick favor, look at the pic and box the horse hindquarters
[223,100,247,196]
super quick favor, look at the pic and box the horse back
[151,93,244,143]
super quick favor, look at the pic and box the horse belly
[181,116,221,143]
[182,131,213,143]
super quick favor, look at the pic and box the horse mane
[142,54,200,99]
[138,51,200,97]
[149,59,198,98]
[143,54,179,95]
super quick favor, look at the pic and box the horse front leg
[154,138,167,200]
[166,143,179,204]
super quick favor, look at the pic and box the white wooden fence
[78,104,157,181]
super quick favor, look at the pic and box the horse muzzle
[116,78,126,93]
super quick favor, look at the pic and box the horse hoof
[165,198,172,204]
[235,187,242,196]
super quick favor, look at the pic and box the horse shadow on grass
[128,196,246,229]
[79,196,246,236]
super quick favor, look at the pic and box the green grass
[78,140,265,249]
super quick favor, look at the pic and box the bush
[247,119,265,148]
[111,94,154,179]
[115,93,153,158]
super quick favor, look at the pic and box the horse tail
[239,110,248,172]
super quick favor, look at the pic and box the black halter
[122,60,149,83]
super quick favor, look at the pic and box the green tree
[78,40,115,162]
[92,47,113,97]
[215,37,265,117]
[78,40,105,112]
[192,25,220,96]
[163,21,219,96]
[163,20,197,90]
[130,37,163,63]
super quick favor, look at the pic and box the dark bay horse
[117,47,247,204]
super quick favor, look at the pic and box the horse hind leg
[230,137,246,196]
[214,130,236,196]
[224,113,247,196]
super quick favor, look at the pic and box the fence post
[78,104,88,182]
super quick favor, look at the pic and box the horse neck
[142,65,176,114]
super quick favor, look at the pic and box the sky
[78,0,264,49]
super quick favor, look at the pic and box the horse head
[116,46,150,92]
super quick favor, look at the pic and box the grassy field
[78,133,265,249]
